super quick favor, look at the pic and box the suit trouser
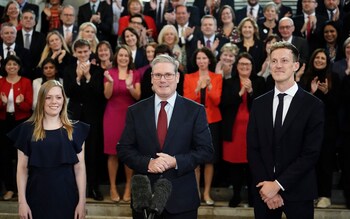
[253,195,314,219]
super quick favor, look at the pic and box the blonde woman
[157,25,183,71]
[8,80,89,219]
[76,22,99,54]
[37,30,72,78]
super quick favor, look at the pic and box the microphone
[131,175,152,219]
[148,178,172,219]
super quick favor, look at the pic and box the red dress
[223,91,249,163]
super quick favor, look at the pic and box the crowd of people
[0,0,350,217]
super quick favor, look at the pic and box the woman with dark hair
[103,45,141,202]
[32,58,62,110]
[41,0,64,34]
[95,41,114,70]
[236,17,265,73]
[320,21,344,63]
[120,27,148,69]
[1,0,22,30]
[118,0,157,39]
[216,5,240,44]
[302,48,340,208]
[220,52,265,207]
[0,55,33,201]
[184,47,221,205]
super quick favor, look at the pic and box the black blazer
[78,1,113,42]
[292,14,328,52]
[0,44,31,79]
[134,47,148,69]
[16,30,46,77]
[63,63,106,125]
[193,0,235,19]
[235,5,264,25]
[247,87,324,201]
[278,4,293,20]
[220,75,266,141]
[291,36,309,66]
[56,25,79,45]
[117,95,214,214]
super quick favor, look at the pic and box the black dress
[7,121,89,219]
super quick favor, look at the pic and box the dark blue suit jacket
[118,95,214,214]
[247,87,324,201]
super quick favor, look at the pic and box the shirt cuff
[275,180,285,191]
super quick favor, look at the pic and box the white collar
[274,82,298,98]
[155,92,177,108]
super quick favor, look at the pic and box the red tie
[306,16,311,40]
[157,101,168,149]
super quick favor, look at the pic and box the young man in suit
[118,54,214,219]
[16,9,46,79]
[63,39,106,201]
[247,41,324,219]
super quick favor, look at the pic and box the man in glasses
[118,54,213,219]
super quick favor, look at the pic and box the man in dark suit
[16,0,39,21]
[173,4,200,73]
[0,22,31,79]
[235,0,264,24]
[247,41,324,219]
[118,54,214,219]
[164,0,201,27]
[16,10,46,79]
[143,0,171,33]
[292,0,328,52]
[278,17,310,67]
[78,0,113,42]
[63,39,106,201]
[57,5,79,50]
[273,0,293,20]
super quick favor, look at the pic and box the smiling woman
[7,80,89,219]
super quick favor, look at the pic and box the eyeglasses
[152,73,176,80]
[237,62,252,66]
[130,21,143,25]
[62,14,74,17]
[279,25,293,30]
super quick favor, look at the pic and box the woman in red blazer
[184,47,222,205]
[0,55,33,200]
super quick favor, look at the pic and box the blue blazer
[247,87,324,201]
[118,95,214,214]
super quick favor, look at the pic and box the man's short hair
[73,39,90,51]
[151,54,179,74]
[270,41,300,62]
[201,15,217,27]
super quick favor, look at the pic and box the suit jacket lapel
[278,87,304,140]
[163,95,183,150]
[265,91,275,151]
[146,96,159,149]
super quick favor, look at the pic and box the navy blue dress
[8,121,89,219]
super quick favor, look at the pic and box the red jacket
[0,77,33,120]
[183,71,222,123]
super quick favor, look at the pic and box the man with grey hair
[57,5,79,49]
[118,54,214,219]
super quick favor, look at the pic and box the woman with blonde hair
[76,22,99,54]
[8,80,89,219]
[236,17,265,73]
[216,43,239,79]
[157,25,183,71]
[37,30,72,78]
